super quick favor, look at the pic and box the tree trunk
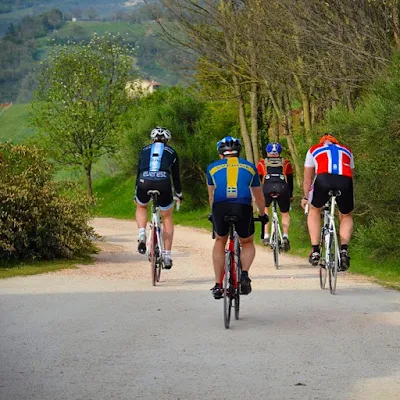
[233,76,253,163]
[249,82,260,161]
[282,91,302,187]
[293,73,312,144]
[85,164,93,199]
[393,2,400,51]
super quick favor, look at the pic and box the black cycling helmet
[217,136,242,156]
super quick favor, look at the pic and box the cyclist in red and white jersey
[301,134,354,270]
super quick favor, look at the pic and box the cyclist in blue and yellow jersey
[207,136,268,299]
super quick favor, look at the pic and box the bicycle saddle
[147,190,161,196]
[328,189,341,197]
[224,215,239,223]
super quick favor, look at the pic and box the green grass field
[51,21,146,40]
[0,103,37,143]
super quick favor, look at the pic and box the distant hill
[0,0,145,35]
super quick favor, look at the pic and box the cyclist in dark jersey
[207,136,268,299]
[135,127,182,269]
[257,142,294,251]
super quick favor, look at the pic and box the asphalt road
[1,218,399,400]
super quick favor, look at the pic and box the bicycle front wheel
[319,229,327,289]
[223,251,233,329]
[328,232,339,294]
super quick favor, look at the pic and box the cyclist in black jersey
[134,127,182,269]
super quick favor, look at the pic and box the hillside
[0,0,145,35]
[0,103,36,143]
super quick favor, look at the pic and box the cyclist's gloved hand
[175,192,183,202]
[259,214,269,224]
[208,213,213,222]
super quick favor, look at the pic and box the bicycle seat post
[224,215,239,240]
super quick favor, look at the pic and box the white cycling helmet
[150,126,171,141]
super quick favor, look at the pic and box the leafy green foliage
[0,143,96,261]
[121,87,239,207]
[326,54,400,259]
[32,33,135,196]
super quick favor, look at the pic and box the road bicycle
[268,194,284,269]
[146,190,180,286]
[210,215,265,329]
[305,190,341,294]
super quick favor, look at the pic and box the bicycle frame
[323,196,339,264]
[149,197,164,262]
[225,225,240,289]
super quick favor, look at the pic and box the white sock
[138,228,146,239]
[264,234,270,240]
[283,234,289,239]
[163,250,171,261]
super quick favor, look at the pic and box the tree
[32,34,135,198]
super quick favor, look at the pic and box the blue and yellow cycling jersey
[206,157,260,204]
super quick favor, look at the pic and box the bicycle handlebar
[208,215,266,240]
[173,196,181,211]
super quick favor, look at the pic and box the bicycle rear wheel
[234,243,241,320]
[273,219,279,269]
[223,251,233,329]
[328,232,339,294]
[150,227,157,286]
[155,244,162,283]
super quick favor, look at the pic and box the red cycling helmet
[319,134,339,145]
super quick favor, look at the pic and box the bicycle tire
[156,243,162,282]
[234,242,241,320]
[328,232,339,294]
[223,251,232,329]
[150,227,157,286]
[319,227,327,289]
[273,218,279,269]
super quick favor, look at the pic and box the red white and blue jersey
[304,143,354,178]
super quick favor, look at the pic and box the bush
[325,54,400,259]
[121,87,239,208]
[0,143,96,262]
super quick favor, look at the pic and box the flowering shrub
[0,143,96,261]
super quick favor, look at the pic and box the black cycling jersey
[136,142,182,193]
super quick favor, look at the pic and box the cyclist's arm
[170,153,182,194]
[303,167,314,199]
[250,186,266,215]
[207,185,215,208]
[136,151,143,184]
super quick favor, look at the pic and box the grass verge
[0,256,94,279]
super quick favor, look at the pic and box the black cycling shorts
[212,202,254,239]
[310,173,354,214]
[135,171,173,210]
[263,182,291,213]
